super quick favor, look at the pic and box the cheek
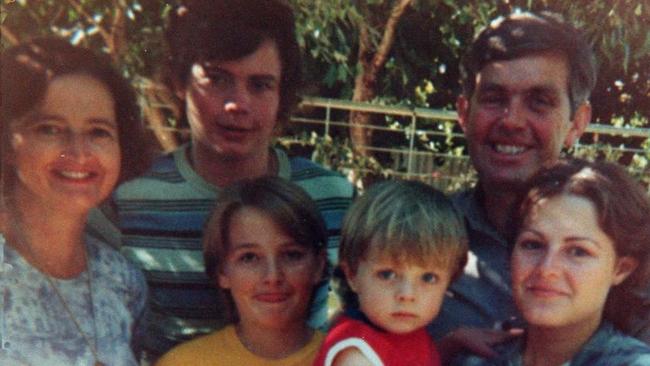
[98,143,121,181]
[187,90,220,122]
[288,265,319,292]
[224,270,256,299]
[422,287,447,311]
[12,142,53,177]
[467,108,495,133]
[255,96,280,122]
[511,253,534,286]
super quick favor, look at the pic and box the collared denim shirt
[428,188,521,339]
[455,321,650,365]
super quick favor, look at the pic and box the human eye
[283,248,307,263]
[376,269,396,281]
[477,89,506,107]
[567,246,592,258]
[88,126,117,140]
[421,272,439,284]
[250,77,277,93]
[206,69,232,88]
[32,122,63,137]
[237,251,259,264]
[527,90,556,113]
[516,238,545,251]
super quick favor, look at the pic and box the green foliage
[2,0,648,189]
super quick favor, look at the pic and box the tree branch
[0,25,20,45]
[372,0,413,72]
[65,0,111,45]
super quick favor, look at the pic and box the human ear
[612,256,638,286]
[218,271,232,290]
[340,262,358,293]
[564,102,591,148]
[170,73,187,101]
[313,252,327,285]
[456,95,470,133]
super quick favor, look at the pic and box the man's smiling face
[458,51,586,189]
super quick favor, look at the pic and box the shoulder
[318,317,383,366]
[450,188,477,218]
[156,328,230,366]
[452,337,519,366]
[287,157,354,200]
[115,146,216,203]
[331,347,376,366]
[87,237,146,294]
[579,326,650,365]
[288,157,351,184]
[114,150,182,197]
[128,150,182,184]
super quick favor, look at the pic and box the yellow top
[156,325,324,366]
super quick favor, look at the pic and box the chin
[522,309,569,328]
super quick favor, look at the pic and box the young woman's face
[512,194,635,330]
[9,74,120,214]
[218,207,324,331]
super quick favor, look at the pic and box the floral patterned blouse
[0,234,147,365]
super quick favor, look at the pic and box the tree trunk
[349,0,413,157]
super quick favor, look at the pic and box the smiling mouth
[526,285,567,298]
[54,170,97,180]
[493,144,527,155]
[256,293,290,303]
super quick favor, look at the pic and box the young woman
[156,177,326,365]
[458,159,650,365]
[0,37,150,365]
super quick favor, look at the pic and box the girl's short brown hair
[202,176,327,323]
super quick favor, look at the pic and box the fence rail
[143,90,650,188]
[286,96,650,189]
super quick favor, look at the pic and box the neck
[190,143,275,187]
[236,321,313,359]
[479,182,523,237]
[3,193,87,278]
[523,318,601,366]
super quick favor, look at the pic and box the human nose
[61,132,91,160]
[534,250,561,278]
[223,83,250,114]
[262,258,285,285]
[499,98,526,129]
[396,278,416,302]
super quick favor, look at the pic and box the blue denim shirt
[428,188,521,339]
[455,321,650,365]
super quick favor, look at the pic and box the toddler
[314,180,468,366]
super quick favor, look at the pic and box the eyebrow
[476,82,505,92]
[477,82,560,96]
[522,228,603,249]
[203,65,280,82]
[29,113,117,128]
[565,236,602,249]
[229,242,258,250]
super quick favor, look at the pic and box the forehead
[474,52,570,96]
[361,245,446,270]
[526,194,598,230]
[34,74,116,123]
[201,39,282,79]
